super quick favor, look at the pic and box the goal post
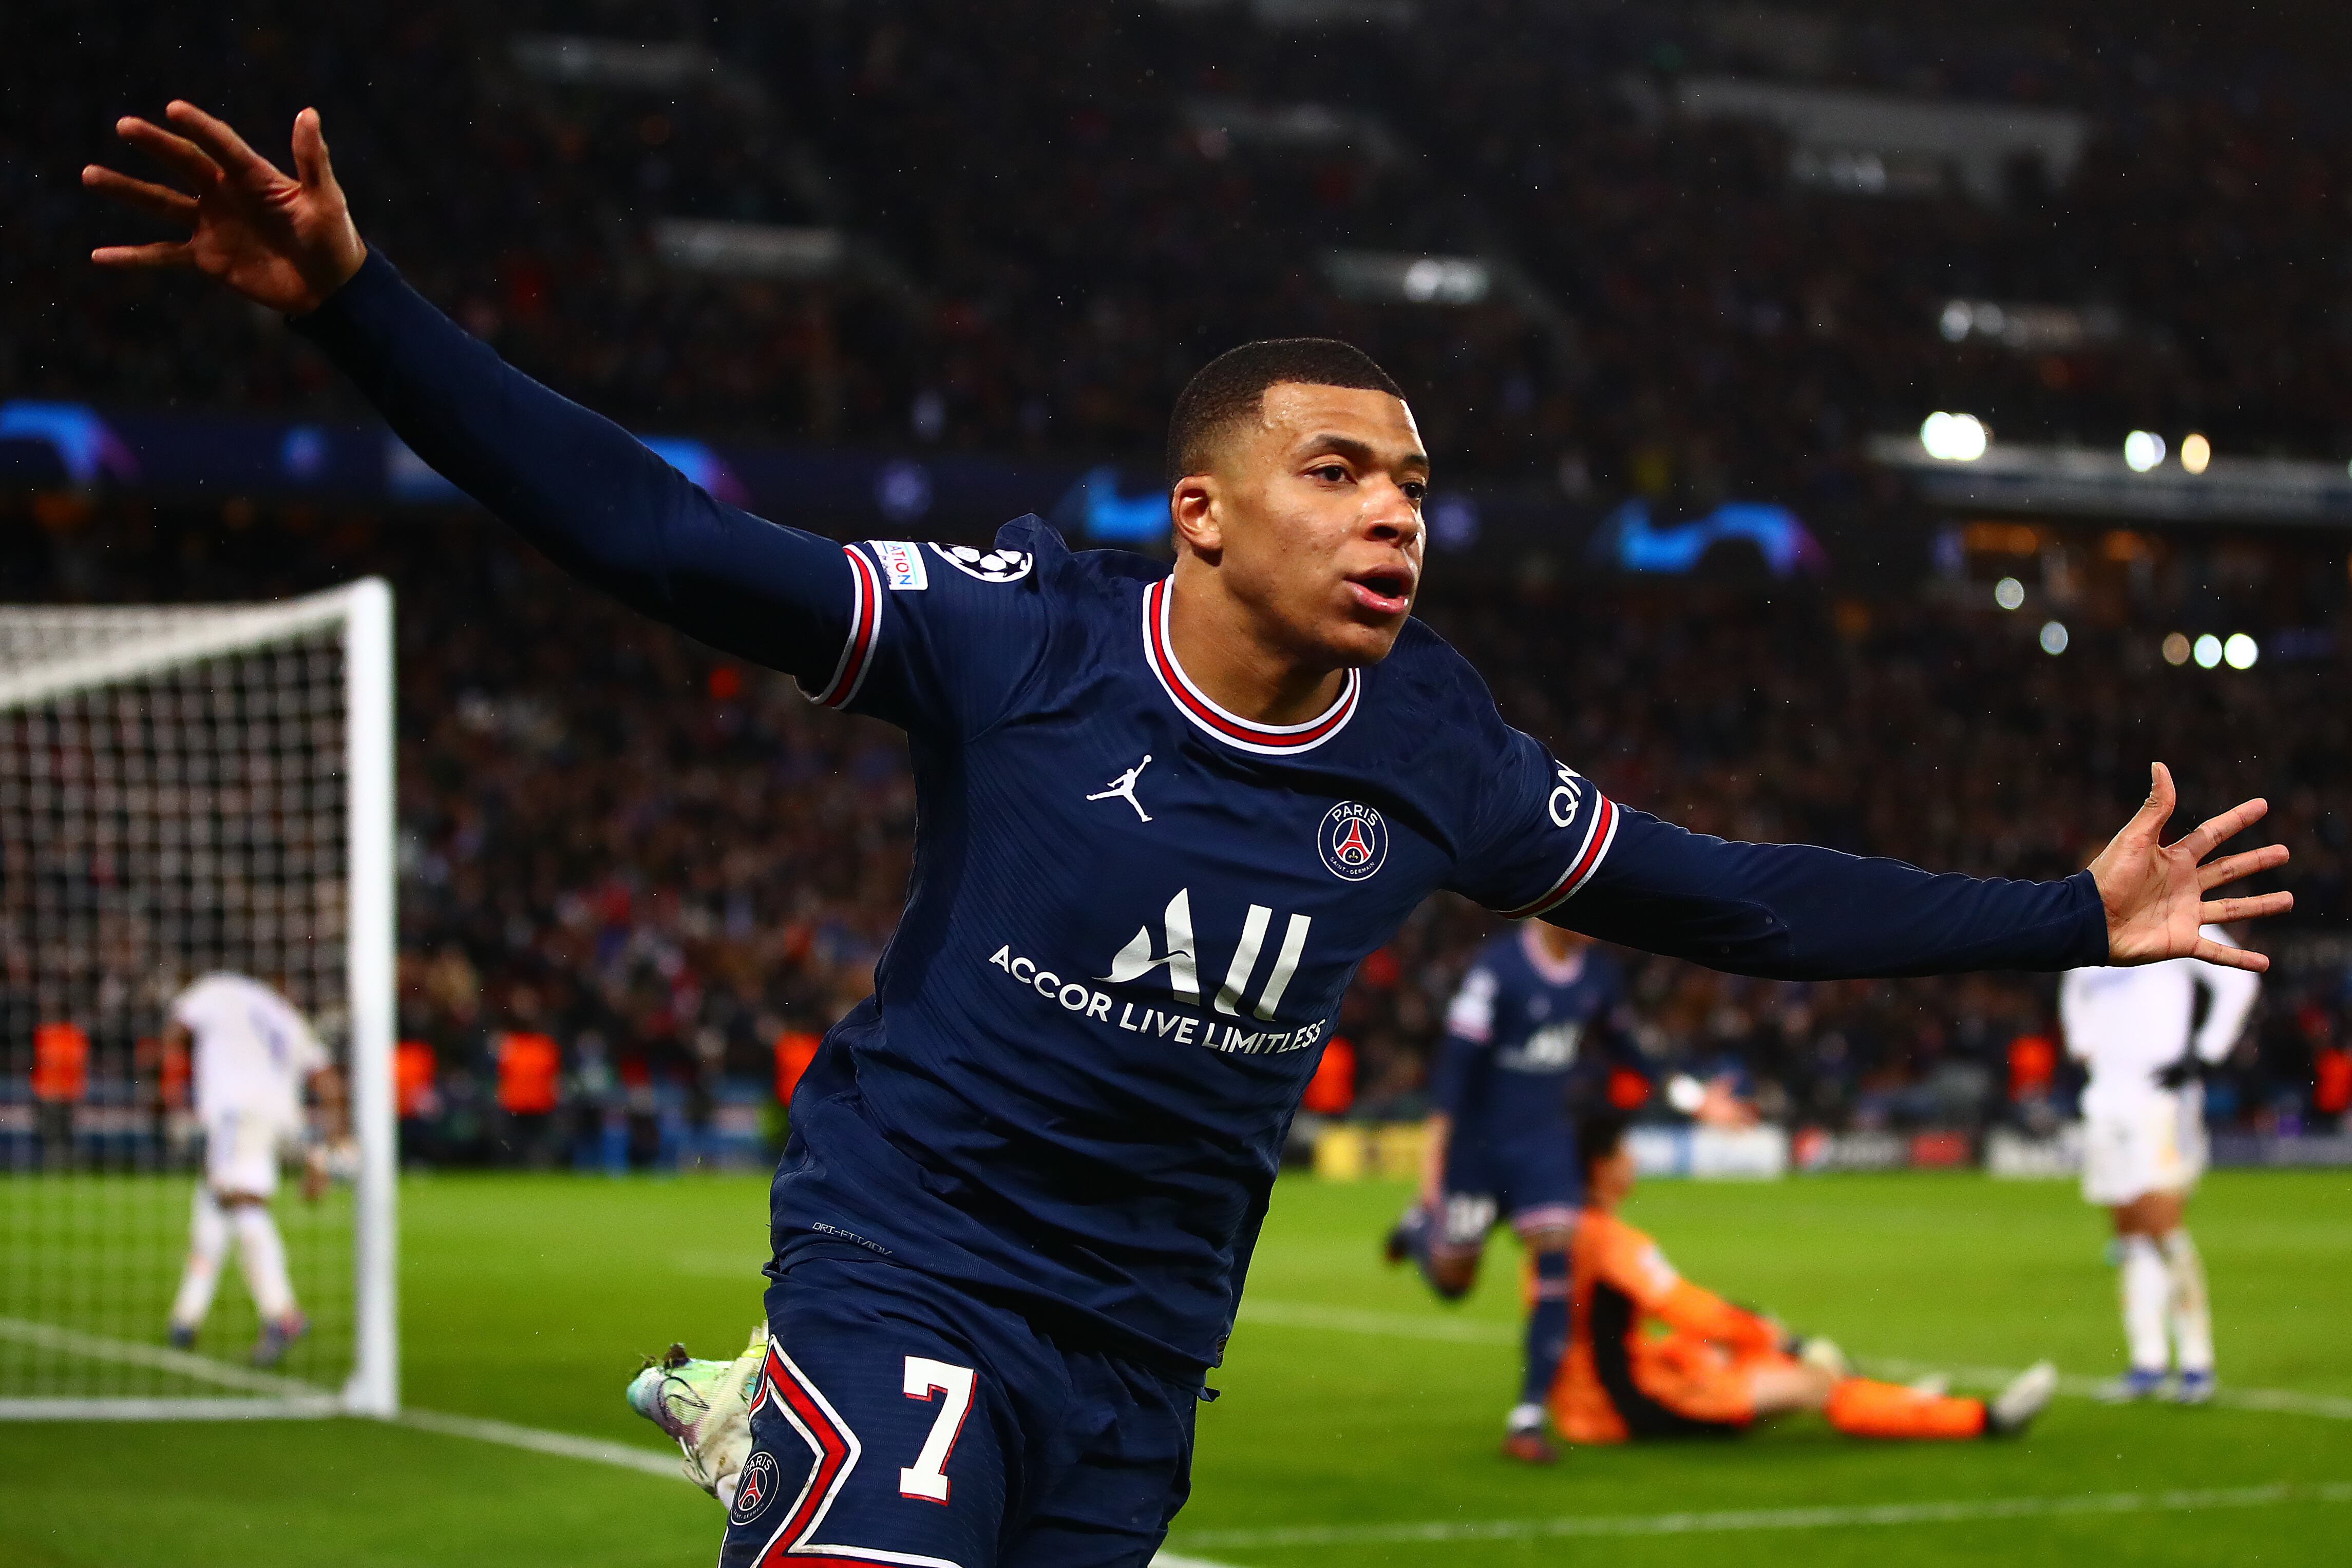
[0,579,397,1420]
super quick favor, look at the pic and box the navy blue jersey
[298,252,2111,1377]
[1432,930,1624,1149]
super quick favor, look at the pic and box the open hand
[2089,762,2290,971]
[84,102,364,315]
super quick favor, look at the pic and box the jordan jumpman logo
[1086,755,1154,823]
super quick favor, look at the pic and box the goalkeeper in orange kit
[1551,1114,2057,1444]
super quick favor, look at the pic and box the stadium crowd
[8,2,2352,1162]
[4,501,2344,1165]
[12,2,2352,507]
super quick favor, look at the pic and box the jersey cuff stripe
[1495,795,1619,921]
[1142,579,1360,754]
[805,546,883,709]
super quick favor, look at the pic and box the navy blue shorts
[1435,1129,1579,1250]
[718,1247,1198,1568]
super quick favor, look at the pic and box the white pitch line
[1238,1299,2352,1421]
[393,1406,682,1480]
[0,1314,320,1399]
[1172,1480,2352,1551]
[0,1314,682,1474]
[0,1315,1242,1565]
[396,1409,1238,1568]
[0,1396,338,1422]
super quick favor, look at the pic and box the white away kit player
[165,972,344,1366]
[2061,926,2259,1403]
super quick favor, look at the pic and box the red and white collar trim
[1142,578,1360,756]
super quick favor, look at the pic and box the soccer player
[2060,925,2260,1403]
[89,104,2287,1565]
[1385,923,1630,1462]
[1552,1113,2057,1444]
[163,971,342,1366]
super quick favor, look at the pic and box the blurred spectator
[10,1,2352,1153]
[16,3,2352,499]
[3,496,2341,1152]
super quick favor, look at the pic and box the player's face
[1192,383,1430,668]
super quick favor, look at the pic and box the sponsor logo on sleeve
[1318,802,1388,881]
[871,541,928,590]
[929,542,1034,583]
[1548,764,1585,829]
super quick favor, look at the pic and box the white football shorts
[203,1110,288,1198]
[2080,1088,2206,1207]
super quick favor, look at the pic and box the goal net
[0,580,395,1420]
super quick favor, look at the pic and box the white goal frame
[0,579,397,1420]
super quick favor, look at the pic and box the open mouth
[1346,568,1415,616]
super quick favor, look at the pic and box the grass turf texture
[1,1169,2347,1565]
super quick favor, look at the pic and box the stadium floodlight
[2223,633,2259,670]
[2039,620,2069,655]
[1323,251,1492,307]
[1993,576,2025,610]
[2180,433,2212,475]
[2193,634,2224,668]
[1919,412,1988,462]
[2162,633,2192,666]
[0,581,396,1421]
[2123,430,2166,472]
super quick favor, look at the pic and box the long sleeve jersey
[294,252,2111,1376]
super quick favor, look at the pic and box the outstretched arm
[1564,813,2114,981]
[1546,769,2287,982]
[86,104,851,679]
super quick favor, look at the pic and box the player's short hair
[1165,338,1405,482]
[1578,1112,1632,1183]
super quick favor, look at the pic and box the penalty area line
[1173,1480,2352,1551]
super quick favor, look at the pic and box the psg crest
[1319,801,1388,881]
[731,1450,781,1524]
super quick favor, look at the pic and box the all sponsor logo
[730,1450,781,1524]
[981,886,1325,1057]
[1318,802,1388,881]
[1499,1020,1584,1074]
[871,540,928,591]
[928,543,1034,583]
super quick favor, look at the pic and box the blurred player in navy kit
[92,102,2291,1565]
[1387,924,1633,1462]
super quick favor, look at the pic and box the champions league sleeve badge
[928,543,1034,583]
[1319,802,1388,881]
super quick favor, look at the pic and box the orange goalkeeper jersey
[1554,1209,1781,1443]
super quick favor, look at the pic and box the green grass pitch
[4,1168,2349,1565]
